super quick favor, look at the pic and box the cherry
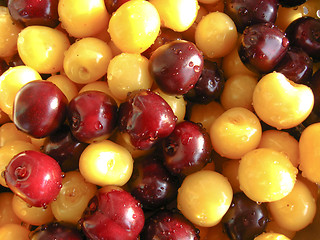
[42,124,88,172]
[140,209,200,240]
[160,120,212,177]
[222,192,269,240]
[184,60,225,104]
[8,53,24,67]
[8,0,59,28]
[149,40,204,95]
[80,186,145,240]
[285,16,320,62]
[4,150,62,207]
[127,153,179,210]
[67,91,118,143]
[308,69,320,117]
[29,222,85,240]
[118,89,177,150]
[13,80,68,139]
[224,0,279,33]
[274,47,313,84]
[238,23,289,73]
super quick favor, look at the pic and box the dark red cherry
[104,0,129,14]
[160,121,212,177]
[140,209,200,240]
[222,192,269,240]
[224,0,279,33]
[278,0,307,8]
[238,23,289,73]
[274,47,313,84]
[29,222,85,240]
[67,91,118,143]
[4,150,62,207]
[8,0,59,27]
[81,186,145,240]
[143,27,182,59]
[0,58,9,75]
[118,89,176,150]
[149,40,204,95]
[184,60,225,104]
[42,124,88,172]
[285,16,320,62]
[13,80,68,138]
[127,154,179,210]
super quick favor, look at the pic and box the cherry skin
[42,124,88,172]
[285,16,320,62]
[67,91,118,143]
[140,209,200,240]
[29,222,85,240]
[80,186,145,240]
[4,150,62,208]
[160,120,213,177]
[149,40,204,95]
[238,23,289,73]
[127,153,179,210]
[274,47,313,84]
[8,0,60,27]
[184,60,225,104]
[104,0,129,14]
[224,0,279,33]
[118,89,177,150]
[222,192,269,240]
[13,80,68,139]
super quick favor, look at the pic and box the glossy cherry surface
[118,89,177,150]
[29,222,85,240]
[140,209,200,240]
[149,40,204,95]
[80,186,145,240]
[8,0,60,27]
[285,16,320,62]
[274,47,313,83]
[184,60,225,104]
[238,23,289,73]
[13,80,68,138]
[160,120,212,177]
[127,153,179,210]
[42,124,88,172]
[224,0,279,33]
[4,150,62,207]
[67,91,118,143]
[222,192,269,240]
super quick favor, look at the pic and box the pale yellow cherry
[149,0,199,32]
[177,170,233,227]
[254,232,291,240]
[0,193,22,227]
[0,7,23,58]
[0,223,29,240]
[17,26,70,74]
[210,107,262,159]
[239,148,298,202]
[108,0,160,53]
[299,122,320,184]
[0,122,31,147]
[268,179,317,232]
[47,75,78,102]
[195,11,238,58]
[252,72,314,130]
[79,140,133,186]
[58,0,109,38]
[0,66,42,117]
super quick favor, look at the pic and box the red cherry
[4,150,62,207]
[13,80,68,138]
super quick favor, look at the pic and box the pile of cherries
[0,0,320,239]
